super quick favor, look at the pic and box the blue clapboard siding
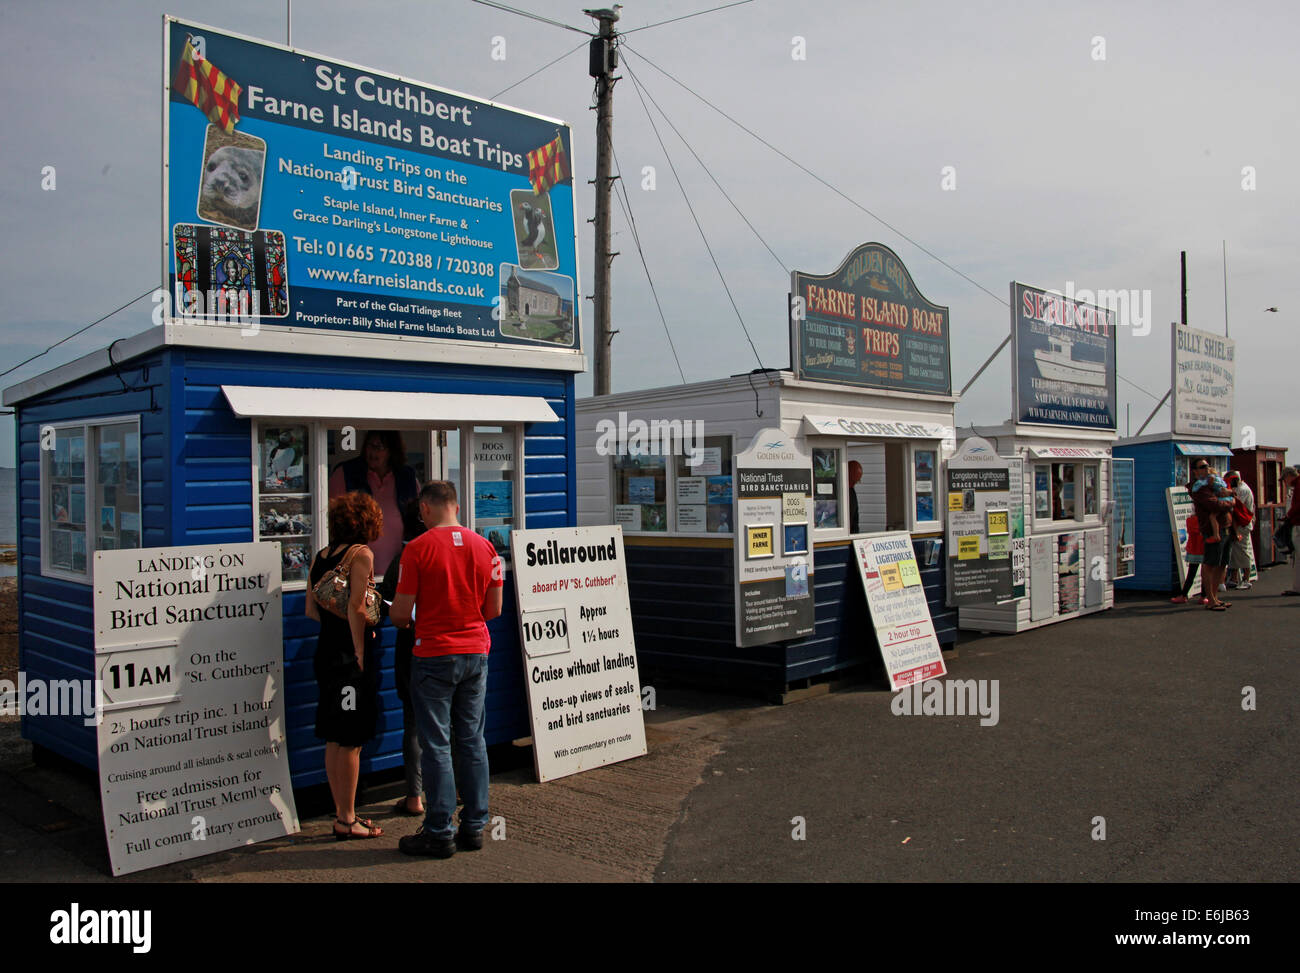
[15,344,571,785]
[176,349,566,785]
[624,537,954,697]
[1114,440,1183,592]
[16,353,169,768]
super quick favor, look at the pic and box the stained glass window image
[171,224,290,319]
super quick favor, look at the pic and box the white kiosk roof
[221,386,559,423]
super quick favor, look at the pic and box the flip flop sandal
[1282,590,1300,597]
[393,798,424,816]
[1206,604,1227,611]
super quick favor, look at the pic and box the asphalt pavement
[1,565,1296,883]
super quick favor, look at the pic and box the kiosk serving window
[610,435,735,535]
[1034,462,1100,523]
[41,417,142,581]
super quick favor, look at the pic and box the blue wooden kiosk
[1112,434,1235,592]
[5,331,580,785]
[5,18,588,785]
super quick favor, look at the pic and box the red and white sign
[852,532,946,690]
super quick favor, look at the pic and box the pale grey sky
[2,0,1296,461]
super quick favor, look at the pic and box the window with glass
[913,448,938,524]
[256,423,314,584]
[1035,462,1100,523]
[613,452,668,533]
[42,418,141,581]
[812,447,841,529]
[674,436,733,533]
[469,426,517,560]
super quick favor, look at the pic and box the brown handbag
[312,544,381,626]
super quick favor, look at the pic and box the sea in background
[0,467,16,577]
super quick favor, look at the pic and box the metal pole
[958,334,1011,398]
[1134,389,1171,437]
[590,9,619,395]
[287,0,292,46]
[1180,250,1187,325]
[1222,240,1230,338]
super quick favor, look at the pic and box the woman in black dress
[305,491,384,839]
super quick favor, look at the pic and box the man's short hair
[1284,467,1297,479]
[419,480,458,508]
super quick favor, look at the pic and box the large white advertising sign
[852,532,946,690]
[1171,324,1235,440]
[510,526,647,783]
[93,542,298,876]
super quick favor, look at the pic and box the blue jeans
[409,653,490,839]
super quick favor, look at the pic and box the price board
[510,526,647,782]
[852,532,946,690]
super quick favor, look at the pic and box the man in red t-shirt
[391,480,503,857]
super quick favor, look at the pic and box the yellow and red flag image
[527,135,570,195]
[173,37,242,134]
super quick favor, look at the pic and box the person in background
[329,430,420,577]
[305,492,384,839]
[1277,468,1298,558]
[848,460,862,534]
[391,481,503,858]
[1171,501,1207,605]
[1282,467,1300,596]
[378,498,427,818]
[1190,461,1235,610]
[1224,470,1254,589]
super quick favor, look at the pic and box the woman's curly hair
[328,491,383,546]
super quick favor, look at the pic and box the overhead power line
[622,57,785,274]
[619,44,1165,405]
[490,39,589,100]
[1,287,155,380]
[621,0,755,35]
[469,0,593,36]
[623,61,765,371]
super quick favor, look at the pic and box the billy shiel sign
[93,542,298,876]
[1012,281,1117,430]
[1171,324,1235,440]
[510,526,647,783]
[733,428,815,648]
[163,18,581,360]
[851,533,946,690]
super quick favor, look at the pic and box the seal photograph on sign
[196,125,267,231]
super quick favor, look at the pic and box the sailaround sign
[790,242,951,395]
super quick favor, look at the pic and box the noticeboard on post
[790,242,951,395]
[163,18,582,365]
[510,526,647,783]
[945,437,1014,605]
[851,532,946,690]
[93,542,297,876]
[1011,281,1117,430]
[732,428,815,648]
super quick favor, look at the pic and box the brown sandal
[334,817,384,840]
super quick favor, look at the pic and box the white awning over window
[221,386,558,424]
